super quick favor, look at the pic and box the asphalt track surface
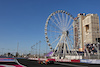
[16,59,100,67]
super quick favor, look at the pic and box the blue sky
[0,0,100,55]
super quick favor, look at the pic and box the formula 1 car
[38,59,54,65]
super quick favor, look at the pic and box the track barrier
[29,58,100,64]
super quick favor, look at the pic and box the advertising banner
[80,59,100,64]
[71,60,80,63]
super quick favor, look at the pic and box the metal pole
[39,41,41,58]
[17,42,19,57]
[36,43,38,58]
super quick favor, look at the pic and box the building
[74,13,100,51]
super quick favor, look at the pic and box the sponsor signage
[80,59,88,63]
[80,59,100,64]
[47,59,55,61]
[71,60,80,63]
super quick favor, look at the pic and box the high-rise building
[74,13,100,51]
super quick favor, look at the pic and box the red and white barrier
[29,58,79,62]
[29,58,100,64]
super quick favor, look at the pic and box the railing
[83,43,100,59]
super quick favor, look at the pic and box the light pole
[39,41,41,58]
[17,42,19,57]
[36,43,38,58]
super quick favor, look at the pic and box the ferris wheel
[45,10,78,58]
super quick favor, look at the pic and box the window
[85,25,89,33]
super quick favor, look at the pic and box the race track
[17,59,97,67]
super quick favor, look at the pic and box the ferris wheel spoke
[69,34,74,39]
[68,36,78,55]
[66,17,72,30]
[48,23,62,32]
[62,12,65,27]
[58,13,63,28]
[49,34,61,38]
[67,21,76,31]
[69,36,74,45]
[50,18,62,31]
[69,34,74,38]
[58,13,62,23]
[67,23,73,30]
[68,37,73,49]
[69,34,74,36]
[65,14,68,27]
[65,37,71,51]
[47,30,62,33]
[54,15,60,26]
[68,27,74,31]
[67,37,72,50]
[69,38,74,44]
[53,35,64,53]
[51,35,61,45]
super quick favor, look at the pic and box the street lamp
[36,43,38,58]
[39,41,41,58]
[17,42,19,57]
